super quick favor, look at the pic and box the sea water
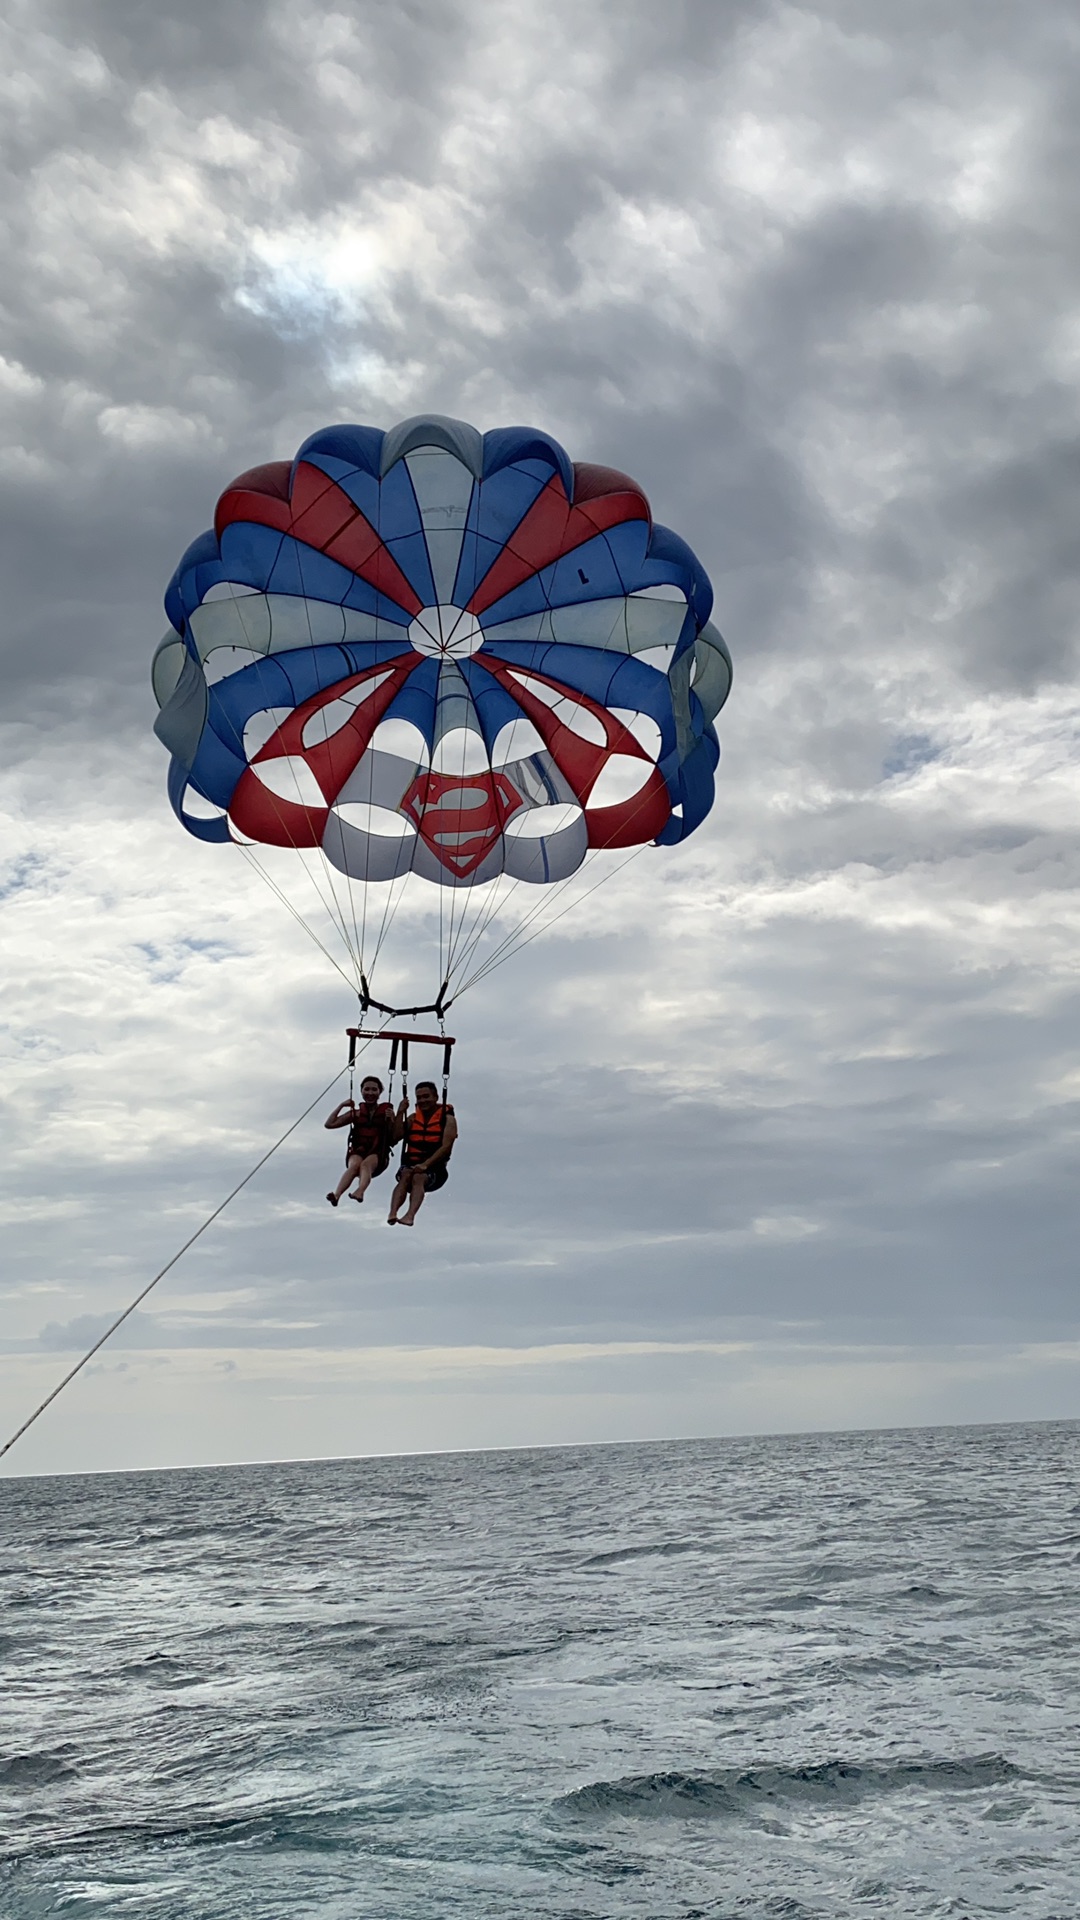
[1,1423,1078,1918]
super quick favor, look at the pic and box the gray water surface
[2,1422,1078,1916]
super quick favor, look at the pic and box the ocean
[1,1422,1078,1918]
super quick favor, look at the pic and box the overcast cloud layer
[2,0,1079,1475]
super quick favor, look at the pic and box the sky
[2,0,1079,1476]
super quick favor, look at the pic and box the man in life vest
[387,1080,458,1226]
[324,1076,400,1207]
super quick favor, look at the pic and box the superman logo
[401,768,525,876]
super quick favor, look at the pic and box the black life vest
[348,1102,393,1166]
[403,1102,454,1167]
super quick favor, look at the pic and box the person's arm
[419,1113,457,1170]
[324,1101,355,1130]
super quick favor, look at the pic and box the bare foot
[387,1215,398,1225]
[326,1192,339,1207]
[400,1215,416,1226]
[349,1190,364,1203]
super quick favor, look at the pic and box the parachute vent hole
[586,757,654,810]
[332,803,416,841]
[182,788,227,822]
[490,717,546,767]
[243,707,292,760]
[204,645,264,686]
[504,803,583,841]
[251,755,326,808]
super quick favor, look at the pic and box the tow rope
[0,1065,349,1466]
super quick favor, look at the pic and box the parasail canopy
[152,414,731,1006]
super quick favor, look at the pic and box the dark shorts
[348,1148,390,1176]
[401,1161,449,1193]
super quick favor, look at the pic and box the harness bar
[358,974,452,1021]
[347,1028,455,1085]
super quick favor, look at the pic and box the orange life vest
[403,1102,454,1167]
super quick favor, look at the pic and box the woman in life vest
[387,1081,458,1227]
[324,1076,400,1207]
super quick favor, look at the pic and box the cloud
[2,0,1079,1472]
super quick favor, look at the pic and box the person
[387,1080,458,1226]
[324,1076,399,1207]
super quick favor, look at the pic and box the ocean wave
[580,1538,702,1568]
[4,1425,1080,1916]
[116,1652,210,1687]
[555,1754,1024,1821]
[0,1752,78,1788]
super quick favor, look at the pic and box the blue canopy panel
[476,641,678,765]
[372,460,435,606]
[293,422,385,480]
[654,730,721,844]
[640,524,713,630]
[165,528,228,634]
[171,523,417,632]
[209,647,357,752]
[456,659,529,754]
[379,656,441,745]
[167,756,232,842]
[475,521,695,629]
[171,641,403,810]
[481,427,573,495]
[452,461,557,607]
[183,721,247,812]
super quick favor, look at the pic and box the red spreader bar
[347,1028,456,1083]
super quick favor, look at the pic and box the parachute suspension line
[440,876,504,993]
[458,843,650,999]
[452,756,679,994]
[368,864,412,979]
[469,842,651,990]
[293,588,366,981]
[454,864,592,994]
[232,745,362,988]
[358,850,371,980]
[446,870,532,991]
[239,846,362,993]
[285,846,362,987]
[354,864,424,1018]
[438,846,446,997]
[444,567,563,987]
[444,704,474,980]
[341,604,380,986]
[356,711,377,979]
[343,859,364,986]
[437,856,574,999]
[295,814,362,984]
[443,846,503,985]
[240,692,360,978]
[369,871,403,975]
[0,1059,361,1469]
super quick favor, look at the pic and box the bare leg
[349,1153,380,1203]
[387,1168,410,1224]
[328,1154,363,1205]
[400,1170,428,1225]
